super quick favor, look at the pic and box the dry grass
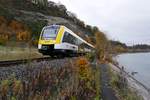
[109,66,143,100]
[0,59,75,99]
[0,55,102,99]
[0,46,43,61]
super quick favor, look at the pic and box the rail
[0,57,51,67]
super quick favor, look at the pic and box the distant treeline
[110,40,127,48]
[128,44,150,49]
[110,40,150,53]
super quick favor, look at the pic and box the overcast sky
[50,0,150,45]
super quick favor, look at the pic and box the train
[38,25,94,57]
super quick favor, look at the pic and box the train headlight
[38,44,42,49]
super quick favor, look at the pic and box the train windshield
[41,26,59,40]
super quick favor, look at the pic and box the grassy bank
[0,46,43,61]
[108,65,143,100]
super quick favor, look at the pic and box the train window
[63,32,77,45]
[41,26,59,40]
[77,39,83,45]
[63,32,69,43]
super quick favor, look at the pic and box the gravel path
[100,64,118,100]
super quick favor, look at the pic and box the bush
[75,57,101,99]
[85,52,96,62]
[0,6,14,20]
[25,20,47,40]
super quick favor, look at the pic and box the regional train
[38,25,94,57]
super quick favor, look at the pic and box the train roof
[44,25,95,48]
[63,26,94,48]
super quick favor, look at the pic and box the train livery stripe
[56,26,64,44]
[54,43,78,51]
[39,40,56,45]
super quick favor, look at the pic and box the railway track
[0,57,51,67]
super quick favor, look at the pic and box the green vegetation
[33,0,48,7]
[0,57,101,99]
[128,44,150,52]
[0,46,43,61]
[25,19,48,45]
[109,66,143,100]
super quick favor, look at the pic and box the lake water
[116,53,150,88]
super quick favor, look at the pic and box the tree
[92,26,99,33]
[95,30,108,60]
[86,25,92,32]
[31,0,48,7]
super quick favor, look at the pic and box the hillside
[0,0,96,46]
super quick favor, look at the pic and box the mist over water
[116,53,150,88]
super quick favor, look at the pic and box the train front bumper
[38,44,54,54]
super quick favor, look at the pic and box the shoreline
[114,51,150,56]
[109,63,150,100]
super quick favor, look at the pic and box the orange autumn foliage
[9,20,24,32]
[0,16,8,34]
[0,16,31,42]
[0,34,9,40]
[76,57,92,81]
[0,16,7,26]
[17,31,30,41]
[77,57,88,66]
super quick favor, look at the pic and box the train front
[38,25,63,55]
